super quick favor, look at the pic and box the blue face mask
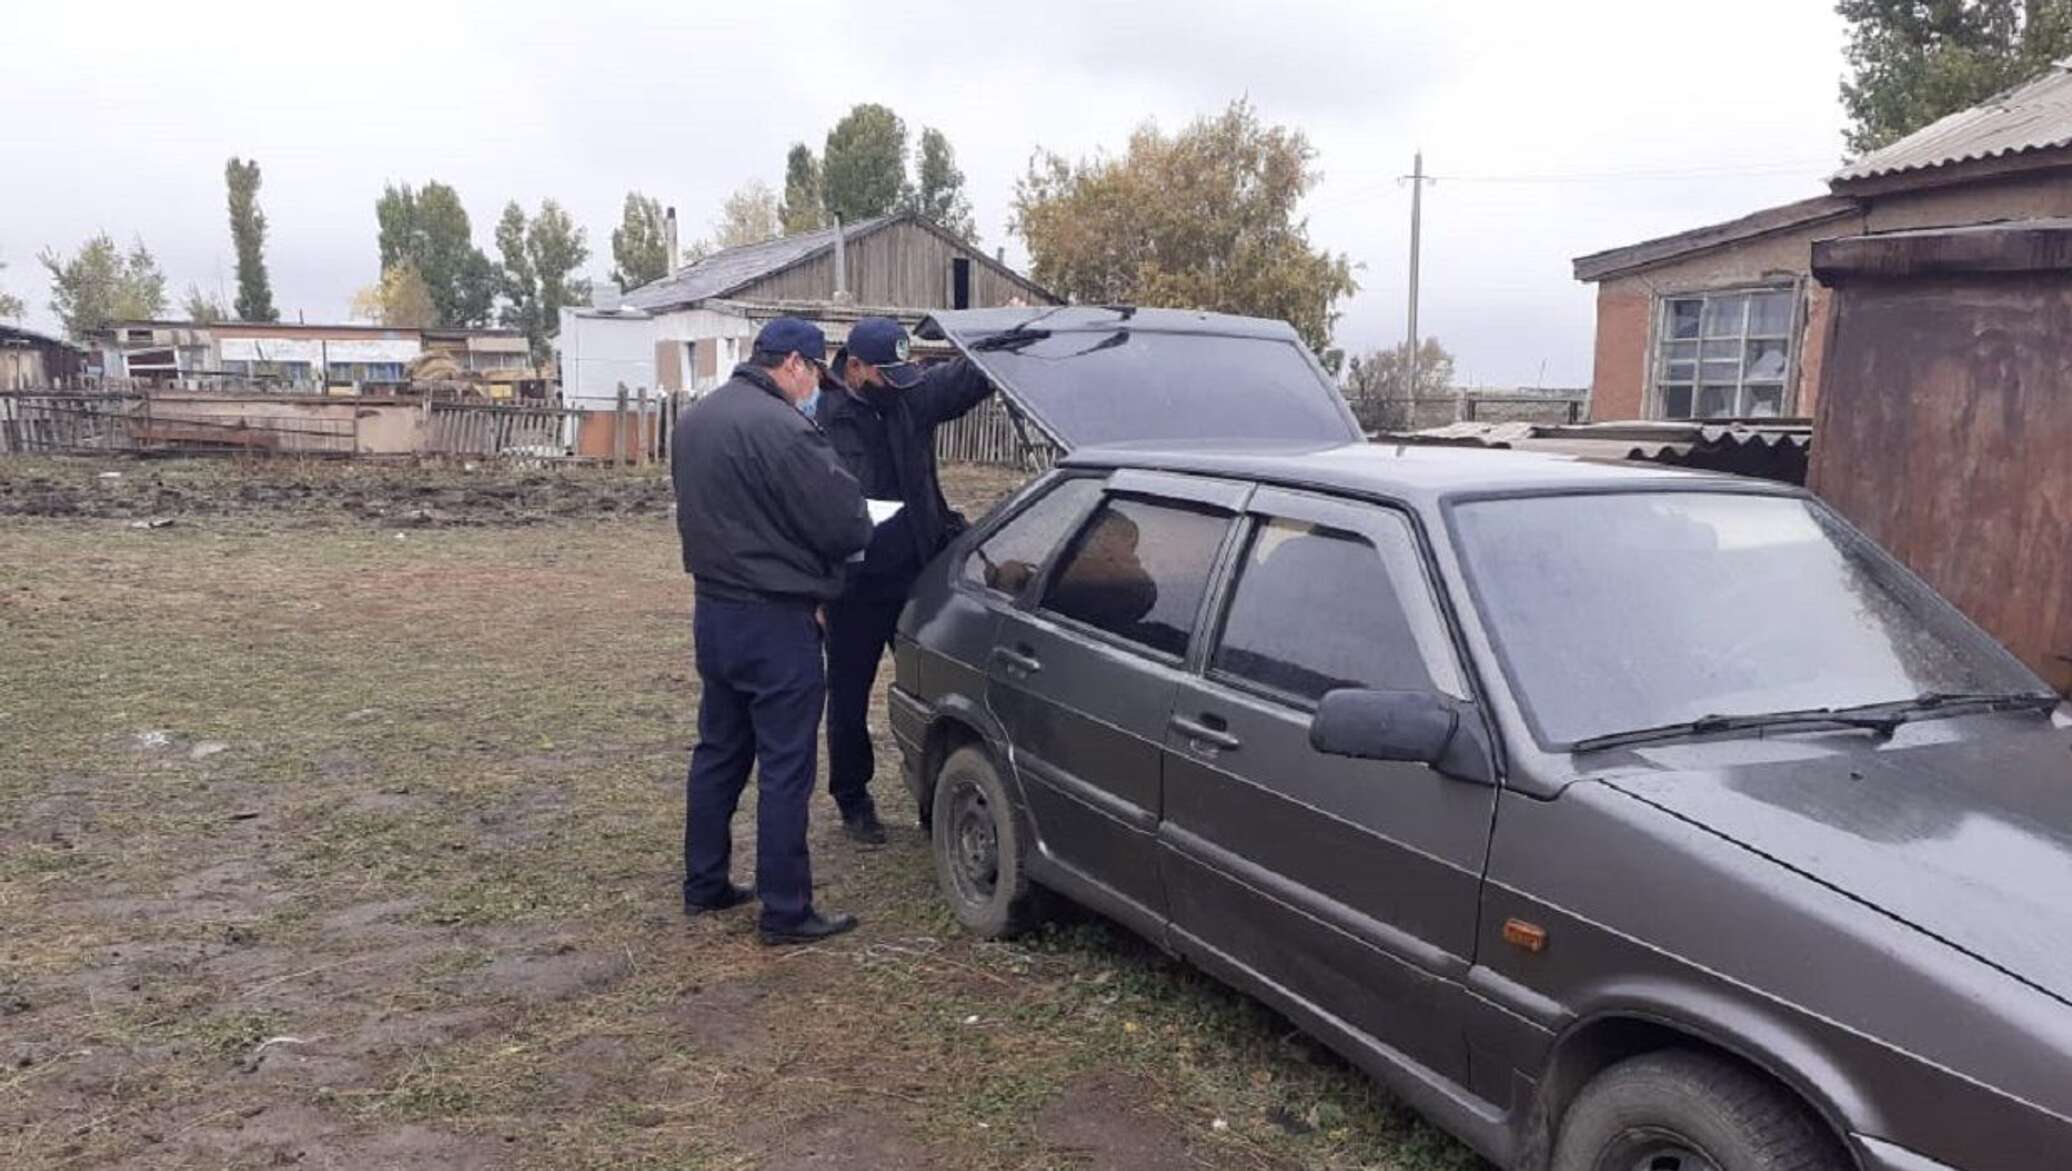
[798,387,823,420]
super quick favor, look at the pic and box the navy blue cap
[753,317,826,363]
[841,316,922,389]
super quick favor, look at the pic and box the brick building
[1574,61,2072,423]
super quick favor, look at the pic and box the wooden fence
[1,393,355,456]
[934,397,1058,470]
[426,402,579,458]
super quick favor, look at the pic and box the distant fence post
[636,386,650,468]
[613,383,628,468]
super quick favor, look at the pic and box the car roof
[1058,439,1799,505]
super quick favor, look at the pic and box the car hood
[916,306,1365,450]
[1599,710,2072,1006]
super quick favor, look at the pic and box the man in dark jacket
[817,316,995,843]
[672,317,873,945]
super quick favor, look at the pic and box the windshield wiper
[1836,690,2061,721]
[1571,708,1907,753]
[1571,690,2061,754]
[968,304,1135,353]
[970,304,1070,352]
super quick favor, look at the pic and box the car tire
[1551,1050,1846,1171]
[931,745,1038,939]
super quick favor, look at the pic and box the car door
[1158,487,1496,1081]
[987,469,1247,932]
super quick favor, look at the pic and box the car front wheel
[1552,1050,1846,1171]
[931,745,1038,939]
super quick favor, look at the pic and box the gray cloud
[2,0,1845,385]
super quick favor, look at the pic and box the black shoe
[758,910,859,946]
[841,809,887,846]
[683,883,753,917]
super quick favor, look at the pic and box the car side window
[963,477,1102,597]
[1039,495,1230,659]
[1211,512,1467,705]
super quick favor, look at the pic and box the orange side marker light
[1502,918,1548,954]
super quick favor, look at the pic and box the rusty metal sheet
[1810,274,2072,694]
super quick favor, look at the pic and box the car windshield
[1451,491,2044,748]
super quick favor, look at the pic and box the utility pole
[1401,150,1435,422]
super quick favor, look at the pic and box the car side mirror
[1309,688,1459,764]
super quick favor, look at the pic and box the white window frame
[1647,282,1803,421]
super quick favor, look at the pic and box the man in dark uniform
[817,316,996,843]
[672,317,873,945]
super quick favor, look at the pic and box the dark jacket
[671,364,872,605]
[818,357,994,599]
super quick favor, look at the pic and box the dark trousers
[684,597,825,931]
[824,593,905,819]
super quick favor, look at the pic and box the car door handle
[991,645,1042,675]
[1170,714,1241,752]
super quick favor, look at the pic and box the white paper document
[848,500,907,562]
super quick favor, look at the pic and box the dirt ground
[0,456,1483,1170]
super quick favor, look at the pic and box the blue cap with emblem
[752,317,827,363]
[839,316,922,389]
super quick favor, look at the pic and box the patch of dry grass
[0,457,1482,1170]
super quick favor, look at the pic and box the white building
[555,211,1057,409]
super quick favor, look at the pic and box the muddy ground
[0,456,1482,1170]
[0,458,676,526]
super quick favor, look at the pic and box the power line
[1420,159,1839,184]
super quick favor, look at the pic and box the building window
[950,257,972,309]
[1655,288,1794,420]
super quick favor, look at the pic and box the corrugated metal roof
[1835,61,2072,185]
[620,214,898,312]
[1392,421,1811,483]
[1406,419,1810,452]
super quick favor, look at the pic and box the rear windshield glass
[1452,492,2041,747]
[967,330,1354,447]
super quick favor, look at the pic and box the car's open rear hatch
[916,306,1364,451]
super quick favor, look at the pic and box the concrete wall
[557,309,656,411]
[1586,213,1864,421]
[649,308,756,397]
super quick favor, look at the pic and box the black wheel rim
[945,779,999,907]
[1607,1130,1721,1171]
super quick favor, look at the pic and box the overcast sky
[2,0,1848,386]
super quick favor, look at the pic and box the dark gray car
[887,308,2072,1171]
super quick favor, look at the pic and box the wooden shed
[1,322,87,389]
